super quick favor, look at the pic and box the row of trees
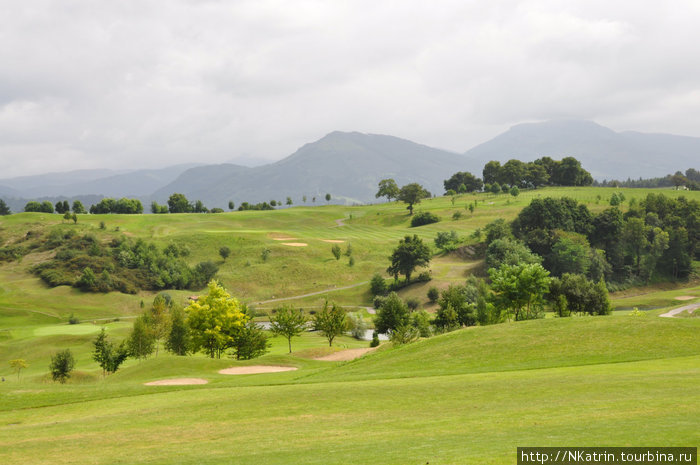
[23,198,144,214]
[376,180,431,215]
[595,168,700,191]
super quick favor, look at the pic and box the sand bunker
[269,234,297,240]
[282,242,307,247]
[674,296,697,301]
[322,239,345,243]
[314,348,376,362]
[218,365,298,375]
[144,378,208,386]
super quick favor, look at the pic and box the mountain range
[1,120,698,211]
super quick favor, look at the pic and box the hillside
[465,119,700,180]
[152,132,470,207]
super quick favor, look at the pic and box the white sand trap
[219,365,298,375]
[144,378,208,386]
[272,237,297,241]
[674,296,697,301]
[322,239,346,243]
[282,242,307,247]
[314,348,377,362]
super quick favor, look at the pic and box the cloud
[1,0,699,177]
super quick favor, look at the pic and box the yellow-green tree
[185,280,249,358]
[9,359,29,381]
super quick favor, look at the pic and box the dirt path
[314,347,377,361]
[659,302,700,318]
[254,281,368,305]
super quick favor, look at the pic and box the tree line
[595,168,700,191]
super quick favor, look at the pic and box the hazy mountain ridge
[1,121,698,211]
[465,120,699,180]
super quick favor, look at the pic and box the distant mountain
[464,120,700,180]
[152,132,472,207]
[0,164,201,199]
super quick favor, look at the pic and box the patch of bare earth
[144,378,208,386]
[674,296,697,301]
[314,348,377,361]
[322,239,345,243]
[282,242,307,247]
[269,234,297,241]
[218,365,298,375]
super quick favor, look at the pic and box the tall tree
[9,359,28,381]
[489,263,551,321]
[71,200,86,214]
[0,199,11,215]
[167,193,192,213]
[482,161,501,185]
[49,349,75,384]
[398,183,430,215]
[313,302,347,347]
[269,305,307,353]
[376,178,400,201]
[185,280,248,358]
[92,328,129,377]
[228,200,235,211]
[127,314,155,359]
[165,306,190,356]
[387,235,431,283]
[374,292,410,334]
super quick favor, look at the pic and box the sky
[1,0,700,178]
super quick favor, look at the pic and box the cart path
[659,302,700,318]
[253,281,368,305]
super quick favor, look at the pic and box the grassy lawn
[1,186,699,464]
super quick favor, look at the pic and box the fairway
[1,186,699,464]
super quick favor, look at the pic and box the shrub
[411,211,439,227]
[370,331,380,348]
[370,273,388,296]
[68,313,80,325]
[452,211,463,220]
[427,286,439,303]
[416,271,432,282]
[405,297,420,311]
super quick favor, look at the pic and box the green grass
[1,186,700,463]
[0,314,698,464]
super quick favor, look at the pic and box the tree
[525,162,549,187]
[549,274,611,316]
[230,321,270,360]
[127,315,155,359]
[434,230,460,252]
[165,306,190,356]
[427,286,439,303]
[387,235,431,283]
[312,301,347,347]
[148,294,172,357]
[370,273,388,296]
[228,200,235,211]
[286,197,293,206]
[303,195,307,203]
[55,200,67,214]
[49,349,75,384]
[398,183,430,215]
[376,179,400,201]
[185,280,248,358]
[331,244,341,260]
[510,186,520,197]
[489,263,551,321]
[269,305,307,353]
[167,193,192,213]
[374,292,410,334]
[501,159,526,187]
[9,359,28,381]
[483,161,501,185]
[485,238,540,270]
[436,284,476,328]
[92,328,129,377]
[443,171,483,193]
[0,199,10,215]
[623,217,648,277]
[325,193,331,202]
[219,246,231,261]
[490,182,501,195]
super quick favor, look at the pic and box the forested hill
[465,120,700,180]
[152,132,471,207]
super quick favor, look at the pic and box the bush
[370,331,380,347]
[416,271,432,282]
[373,295,386,310]
[68,313,80,325]
[370,273,388,296]
[405,297,420,310]
[427,286,439,303]
[411,211,439,227]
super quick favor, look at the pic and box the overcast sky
[1,0,699,177]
